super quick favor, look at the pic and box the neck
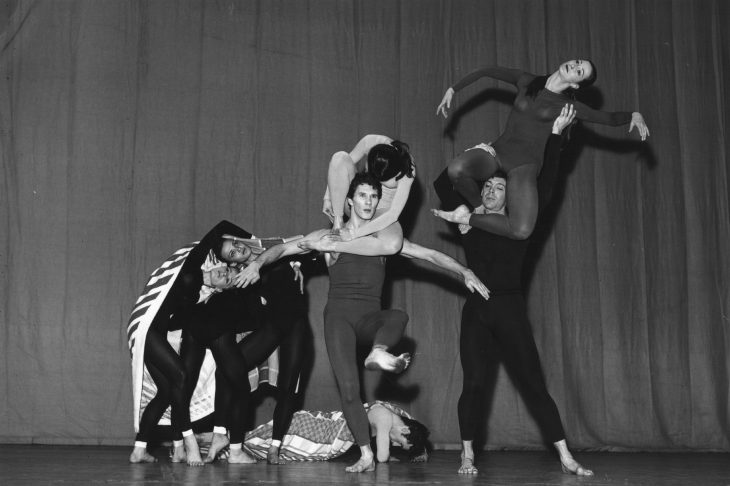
[544,72,567,94]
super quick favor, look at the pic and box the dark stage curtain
[0,0,728,450]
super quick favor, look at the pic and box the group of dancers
[127,58,648,475]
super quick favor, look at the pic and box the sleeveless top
[327,253,385,303]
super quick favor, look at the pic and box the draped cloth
[127,243,278,432]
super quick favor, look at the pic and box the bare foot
[129,446,157,463]
[458,451,477,474]
[184,435,204,467]
[561,457,593,476]
[364,348,411,373]
[345,455,375,473]
[431,205,471,225]
[170,444,186,463]
[267,445,285,465]
[204,433,230,463]
[227,448,257,464]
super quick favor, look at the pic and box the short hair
[347,172,382,200]
[401,417,430,459]
[488,170,508,182]
[367,140,415,182]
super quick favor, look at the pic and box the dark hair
[488,170,508,182]
[525,59,598,99]
[401,417,430,459]
[367,140,415,182]
[347,172,382,200]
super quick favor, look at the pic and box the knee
[394,310,409,326]
[447,157,469,181]
[329,151,354,173]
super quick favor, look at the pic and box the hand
[233,262,260,288]
[458,223,472,234]
[552,104,576,135]
[337,227,354,242]
[291,262,304,294]
[463,270,489,300]
[322,198,335,223]
[629,112,650,141]
[436,87,454,118]
[410,451,429,463]
[297,233,339,253]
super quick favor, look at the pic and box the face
[347,183,380,221]
[220,239,253,263]
[207,266,240,289]
[481,177,507,213]
[558,59,593,85]
[389,426,412,450]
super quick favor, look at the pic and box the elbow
[511,226,532,240]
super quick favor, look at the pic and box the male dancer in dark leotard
[433,105,592,476]
[234,172,489,473]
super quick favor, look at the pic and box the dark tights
[458,294,565,443]
[136,329,191,443]
[448,149,539,240]
[324,299,408,446]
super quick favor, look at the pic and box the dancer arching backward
[235,173,489,473]
[181,231,308,465]
[323,134,415,250]
[434,59,649,240]
[434,105,593,477]
[128,220,252,466]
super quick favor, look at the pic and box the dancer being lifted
[235,172,489,473]
[323,134,415,251]
[435,105,593,476]
[434,59,649,239]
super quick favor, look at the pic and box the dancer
[127,220,253,466]
[435,59,649,240]
[244,401,429,463]
[235,173,489,472]
[434,105,592,476]
[323,134,415,250]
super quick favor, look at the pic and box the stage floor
[0,445,728,485]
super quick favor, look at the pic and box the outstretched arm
[437,67,526,118]
[298,231,402,256]
[573,101,649,140]
[399,240,489,300]
[233,229,329,288]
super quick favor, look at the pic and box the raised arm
[349,134,393,164]
[350,175,414,239]
[399,239,489,300]
[437,67,526,118]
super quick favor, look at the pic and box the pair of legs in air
[458,294,592,476]
[437,148,540,240]
[130,327,204,466]
[323,298,409,472]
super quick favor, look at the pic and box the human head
[480,171,507,214]
[367,140,415,183]
[557,59,597,89]
[391,417,429,458]
[346,172,381,222]
[202,266,240,290]
[218,239,254,264]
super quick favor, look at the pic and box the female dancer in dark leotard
[434,105,592,476]
[434,59,649,240]
[234,173,489,473]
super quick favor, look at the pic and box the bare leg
[328,151,357,230]
[458,440,477,474]
[129,444,157,463]
[554,439,593,476]
[345,445,376,473]
[204,431,230,463]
